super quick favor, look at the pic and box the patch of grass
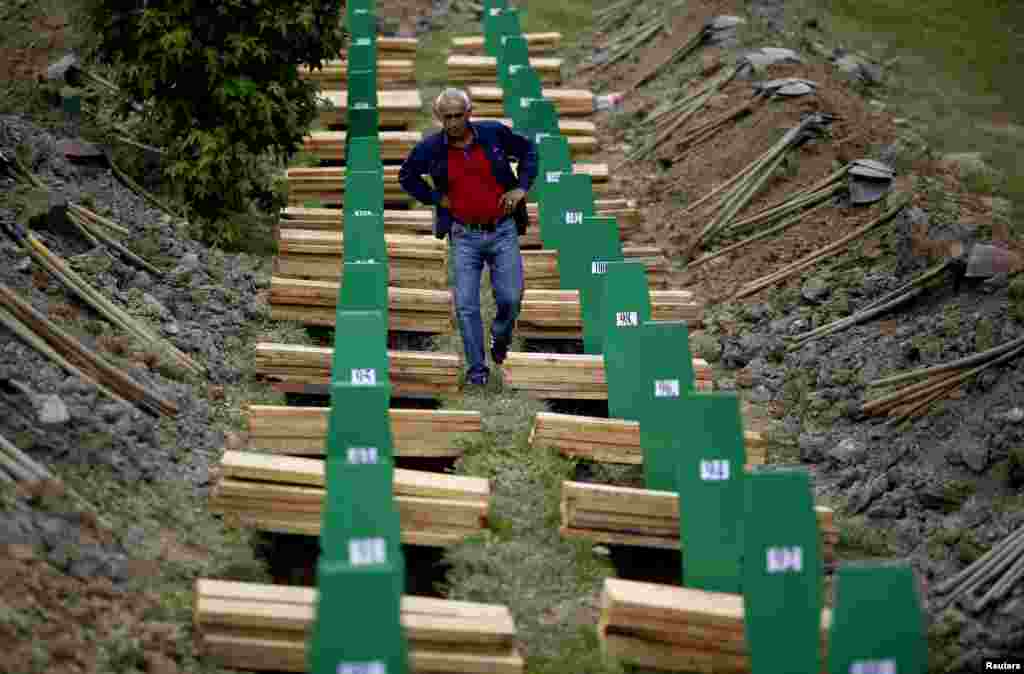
[834,515,893,558]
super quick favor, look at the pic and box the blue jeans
[450,217,524,384]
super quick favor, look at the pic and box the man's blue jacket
[398,120,538,239]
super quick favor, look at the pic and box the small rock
[15,257,32,272]
[801,277,830,304]
[37,394,69,425]
[142,293,169,319]
[798,432,829,463]
[847,473,890,514]
[98,402,124,423]
[180,251,200,269]
[164,322,180,335]
[960,442,990,473]
[45,54,79,82]
[748,385,773,403]
[998,407,1024,424]
[829,437,867,466]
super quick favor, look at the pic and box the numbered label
[351,368,376,385]
[353,102,370,110]
[354,209,375,217]
[509,64,523,74]
[766,546,803,574]
[501,35,509,45]
[699,459,730,481]
[520,97,531,108]
[535,132,550,144]
[337,662,386,674]
[489,7,501,15]
[349,537,387,566]
[355,37,370,46]
[545,171,562,183]
[565,211,583,225]
[591,261,608,275]
[654,379,680,398]
[850,661,896,674]
[346,447,379,465]
[615,311,639,327]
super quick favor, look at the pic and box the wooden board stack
[529,412,766,465]
[599,578,830,672]
[274,229,448,288]
[210,451,489,546]
[468,86,594,117]
[560,481,838,563]
[303,129,595,161]
[269,277,453,333]
[446,55,563,85]
[450,32,561,55]
[518,289,702,338]
[317,90,423,129]
[377,36,419,59]
[298,59,416,88]
[521,247,671,290]
[255,343,462,395]
[195,579,524,673]
[246,405,481,457]
[284,161,612,205]
[302,130,421,161]
[432,117,597,136]
[277,198,641,247]
[502,353,712,400]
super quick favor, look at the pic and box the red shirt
[446,140,506,224]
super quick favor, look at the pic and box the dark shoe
[489,335,509,365]
[463,375,488,391]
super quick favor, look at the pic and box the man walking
[399,88,538,387]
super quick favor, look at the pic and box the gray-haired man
[399,88,538,387]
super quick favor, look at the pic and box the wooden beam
[529,412,765,465]
[518,289,701,338]
[246,405,480,457]
[447,55,562,85]
[298,58,416,88]
[451,32,561,55]
[468,86,594,117]
[317,89,422,129]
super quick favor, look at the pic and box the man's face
[438,100,470,140]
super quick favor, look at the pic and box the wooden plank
[298,58,416,87]
[302,130,421,160]
[519,289,703,335]
[317,89,422,129]
[447,55,562,85]
[468,86,594,117]
[451,31,561,54]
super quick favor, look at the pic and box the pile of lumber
[529,413,766,465]
[521,246,670,289]
[302,130,421,161]
[560,481,838,563]
[195,579,524,673]
[246,405,481,458]
[502,353,712,400]
[255,343,461,396]
[210,451,489,545]
[298,58,416,88]
[317,90,423,129]
[599,578,830,672]
[450,32,561,55]
[517,289,702,338]
[274,229,448,288]
[468,86,594,117]
[432,117,597,136]
[284,162,612,205]
[446,55,562,85]
[277,197,640,247]
[377,36,419,59]
[268,277,453,333]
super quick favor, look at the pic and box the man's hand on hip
[499,188,526,215]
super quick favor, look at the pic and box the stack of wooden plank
[502,353,712,400]
[274,229,448,288]
[255,343,462,395]
[195,579,524,673]
[269,277,453,333]
[450,32,561,55]
[277,197,640,247]
[599,577,830,672]
[468,86,594,117]
[529,413,767,466]
[432,117,597,136]
[284,161,612,205]
[521,247,671,289]
[246,405,481,458]
[377,36,418,59]
[302,129,594,161]
[298,58,416,88]
[317,90,423,129]
[302,130,421,161]
[517,289,702,339]
[446,55,562,85]
[210,451,489,545]
[560,481,838,563]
